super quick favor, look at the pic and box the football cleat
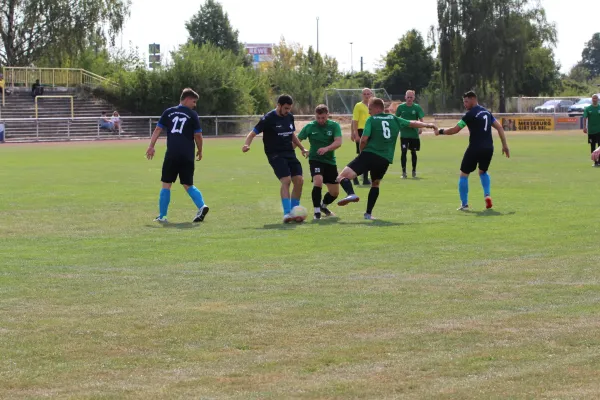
[193,205,210,222]
[337,194,360,206]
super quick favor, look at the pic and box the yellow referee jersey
[352,102,369,130]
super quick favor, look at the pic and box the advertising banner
[501,117,554,131]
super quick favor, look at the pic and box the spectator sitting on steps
[111,111,124,133]
[32,79,44,100]
[99,111,116,131]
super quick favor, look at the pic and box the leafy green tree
[580,33,600,78]
[437,0,557,111]
[108,44,271,119]
[185,0,240,54]
[377,29,434,94]
[0,0,130,66]
[268,39,341,113]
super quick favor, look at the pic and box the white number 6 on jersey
[382,121,391,139]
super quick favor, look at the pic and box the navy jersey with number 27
[460,105,495,149]
[157,105,202,160]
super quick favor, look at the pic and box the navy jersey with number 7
[157,105,202,160]
[458,105,495,149]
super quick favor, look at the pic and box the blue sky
[120,0,592,74]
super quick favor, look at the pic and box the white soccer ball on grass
[290,205,308,220]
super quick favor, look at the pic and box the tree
[437,0,557,112]
[332,71,378,90]
[185,0,240,54]
[568,63,591,83]
[377,29,434,95]
[108,43,271,119]
[515,46,560,96]
[580,33,600,78]
[268,39,341,113]
[0,0,130,66]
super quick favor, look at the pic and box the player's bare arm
[583,117,588,134]
[437,124,463,136]
[492,120,510,158]
[351,120,358,142]
[359,134,369,152]
[317,136,342,156]
[146,126,163,159]
[418,117,424,135]
[409,121,437,133]
[242,131,256,152]
[194,132,203,161]
[291,133,309,158]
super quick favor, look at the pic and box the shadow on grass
[249,217,405,229]
[338,220,406,227]
[145,222,200,229]
[249,223,301,230]
[461,209,517,217]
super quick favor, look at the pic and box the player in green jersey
[298,104,343,220]
[395,90,426,178]
[336,98,437,219]
[583,94,600,167]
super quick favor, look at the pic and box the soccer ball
[291,205,308,220]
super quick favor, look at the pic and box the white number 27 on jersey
[382,121,391,139]
[171,116,188,134]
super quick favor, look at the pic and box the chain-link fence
[325,88,393,114]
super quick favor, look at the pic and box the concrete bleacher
[0,88,150,141]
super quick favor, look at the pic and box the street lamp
[316,17,319,54]
[349,42,353,73]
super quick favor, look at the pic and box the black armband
[438,129,445,135]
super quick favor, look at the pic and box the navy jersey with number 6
[157,105,202,160]
[459,105,495,149]
[253,110,296,155]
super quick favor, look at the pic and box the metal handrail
[0,114,353,142]
[0,114,352,122]
[2,66,115,106]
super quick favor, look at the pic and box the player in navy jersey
[145,88,209,223]
[242,94,309,223]
[436,91,510,211]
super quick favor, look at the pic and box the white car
[534,99,574,113]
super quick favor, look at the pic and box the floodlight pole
[316,17,319,54]
[349,42,353,74]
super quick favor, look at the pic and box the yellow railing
[2,67,115,106]
[34,95,74,119]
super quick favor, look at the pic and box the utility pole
[360,56,363,72]
[349,42,353,73]
[316,17,319,54]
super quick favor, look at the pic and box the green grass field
[1,133,600,399]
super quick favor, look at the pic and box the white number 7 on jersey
[171,116,188,134]
[483,115,488,131]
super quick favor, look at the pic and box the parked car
[567,96,600,117]
[534,99,575,113]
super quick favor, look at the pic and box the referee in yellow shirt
[351,88,373,185]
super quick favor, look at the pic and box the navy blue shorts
[267,152,303,179]
[460,147,494,174]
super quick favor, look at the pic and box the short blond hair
[405,90,415,97]
[370,97,385,110]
